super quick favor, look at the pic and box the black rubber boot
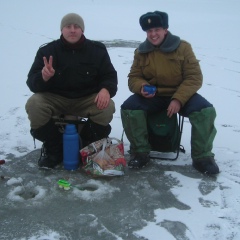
[128,153,150,168]
[192,157,219,175]
[80,119,111,147]
[30,119,63,168]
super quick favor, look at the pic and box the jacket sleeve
[26,45,56,93]
[172,42,203,106]
[93,42,118,98]
[128,49,149,94]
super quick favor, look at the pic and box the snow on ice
[0,0,240,239]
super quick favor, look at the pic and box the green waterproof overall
[121,107,216,160]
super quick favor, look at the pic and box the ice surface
[1,0,240,239]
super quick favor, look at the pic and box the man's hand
[94,88,110,109]
[167,99,181,118]
[42,56,55,81]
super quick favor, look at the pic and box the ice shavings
[6,177,23,185]
[72,179,120,201]
[7,185,46,202]
[16,230,65,240]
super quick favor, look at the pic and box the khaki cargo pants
[25,92,115,129]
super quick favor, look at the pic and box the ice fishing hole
[79,184,98,191]
[16,188,38,200]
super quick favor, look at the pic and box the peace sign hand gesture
[42,56,55,81]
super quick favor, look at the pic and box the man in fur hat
[121,11,219,174]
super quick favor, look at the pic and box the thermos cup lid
[65,124,77,134]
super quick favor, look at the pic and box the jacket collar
[60,34,86,50]
[138,31,181,53]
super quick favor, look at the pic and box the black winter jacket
[26,37,118,98]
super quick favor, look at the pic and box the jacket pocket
[57,63,98,90]
[139,57,155,79]
[163,55,184,82]
[77,63,98,84]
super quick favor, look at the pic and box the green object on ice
[57,179,71,190]
[57,179,86,191]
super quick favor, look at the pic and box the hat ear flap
[139,13,148,26]
[158,15,164,27]
[154,11,168,29]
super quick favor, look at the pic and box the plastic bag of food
[80,138,126,177]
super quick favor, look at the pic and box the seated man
[121,11,219,174]
[25,13,117,168]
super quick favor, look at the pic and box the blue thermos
[63,124,80,170]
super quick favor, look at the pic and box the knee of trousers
[25,94,53,129]
[25,93,46,113]
[90,99,115,126]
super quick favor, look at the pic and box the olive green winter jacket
[128,32,203,106]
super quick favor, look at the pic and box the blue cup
[143,85,156,94]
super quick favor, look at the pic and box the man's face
[61,24,83,44]
[146,27,168,46]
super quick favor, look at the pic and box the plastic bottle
[63,124,80,170]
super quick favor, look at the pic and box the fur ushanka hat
[139,11,168,31]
